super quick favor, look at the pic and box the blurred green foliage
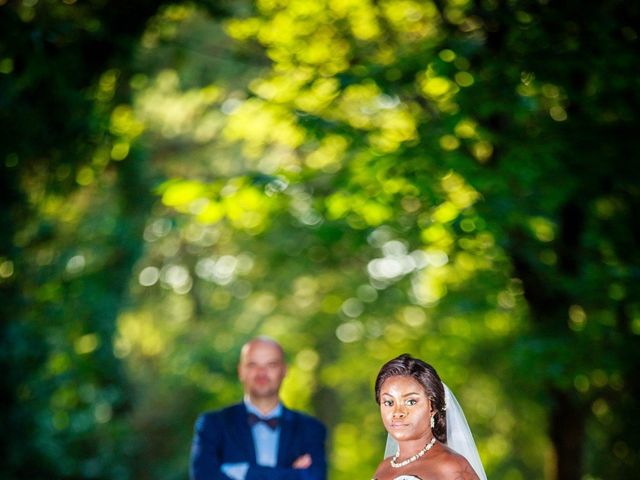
[1,1,639,480]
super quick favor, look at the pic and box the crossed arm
[190,413,327,480]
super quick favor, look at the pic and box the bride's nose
[392,405,407,418]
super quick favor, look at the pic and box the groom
[189,337,327,480]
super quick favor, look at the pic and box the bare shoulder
[373,459,393,480]
[433,446,480,480]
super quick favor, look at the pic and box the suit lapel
[277,406,295,466]
[227,404,256,463]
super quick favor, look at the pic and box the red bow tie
[247,413,280,430]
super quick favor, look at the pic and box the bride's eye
[406,399,417,406]
[383,400,393,407]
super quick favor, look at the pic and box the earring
[430,414,435,429]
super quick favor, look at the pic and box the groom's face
[238,341,287,400]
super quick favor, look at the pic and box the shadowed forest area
[1,1,639,479]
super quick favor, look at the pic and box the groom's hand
[292,453,312,469]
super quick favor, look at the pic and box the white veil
[384,383,487,480]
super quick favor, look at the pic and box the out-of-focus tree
[0,1,235,478]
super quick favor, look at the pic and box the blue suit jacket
[190,403,327,480]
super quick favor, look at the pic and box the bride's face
[379,375,433,443]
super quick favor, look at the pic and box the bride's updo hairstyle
[375,353,447,443]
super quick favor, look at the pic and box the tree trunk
[549,388,585,480]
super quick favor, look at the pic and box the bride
[372,354,487,480]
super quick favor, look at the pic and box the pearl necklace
[390,437,437,468]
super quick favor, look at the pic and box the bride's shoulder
[432,447,480,480]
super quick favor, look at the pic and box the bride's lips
[390,423,409,428]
